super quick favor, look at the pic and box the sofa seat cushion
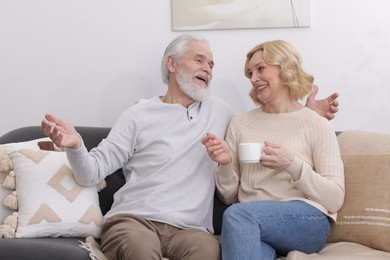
[283,242,390,260]
[0,237,90,259]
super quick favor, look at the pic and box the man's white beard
[176,66,211,102]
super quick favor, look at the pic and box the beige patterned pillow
[0,147,13,223]
[1,138,51,229]
[327,131,390,252]
[8,148,103,238]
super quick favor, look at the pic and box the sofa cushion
[0,174,12,221]
[285,242,390,260]
[327,131,390,252]
[337,130,390,154]
[8,147,103,238]
[327,154,390,252]
[0,138,50,229]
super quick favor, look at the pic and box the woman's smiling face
[247,50,287,105]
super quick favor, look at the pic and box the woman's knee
[222,204,248,226]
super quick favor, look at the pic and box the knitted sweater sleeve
[287,118,345,214]
[66,107,139,186]
[214,119,241,205]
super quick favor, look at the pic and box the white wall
[1,0,390,136]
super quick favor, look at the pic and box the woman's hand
[261,141,294,170]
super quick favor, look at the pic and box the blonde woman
[202,40,344,260]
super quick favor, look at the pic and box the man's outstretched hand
[41,114,81,149]
[306,85,339,120]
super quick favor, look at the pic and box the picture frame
[172,0,311,31]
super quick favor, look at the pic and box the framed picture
[172,0,311,31]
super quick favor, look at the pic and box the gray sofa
[1,126,390,260]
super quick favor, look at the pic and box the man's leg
[157,222,220,260]
[101,214,163,260]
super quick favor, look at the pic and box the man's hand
[306,85,339,120]
[41,114,81,149]
[201,133,232,166]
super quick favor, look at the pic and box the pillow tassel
[4,191,18,210]
[97,179,107,192]
[79,236,108,260]
[0,224,15,238]
[2,170,16,190]
[0,157,12,173]
[3,212,18,229]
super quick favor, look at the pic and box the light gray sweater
[67,96,236,233]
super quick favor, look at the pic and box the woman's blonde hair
[244,40,314,106]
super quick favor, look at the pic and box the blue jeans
[221,200,330,260]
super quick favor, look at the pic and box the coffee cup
[239,143,263,163]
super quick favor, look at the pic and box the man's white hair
[161,34,210,85]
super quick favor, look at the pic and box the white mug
[239,143,263,163]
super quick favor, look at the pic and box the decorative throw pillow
[328,131,390,252]
[7,147,103,238]
[0,179,13,229]
[0,149,13,223]
[327,154,390,252]
[0,138,50,224]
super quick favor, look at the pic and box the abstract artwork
[172,0,311,31]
